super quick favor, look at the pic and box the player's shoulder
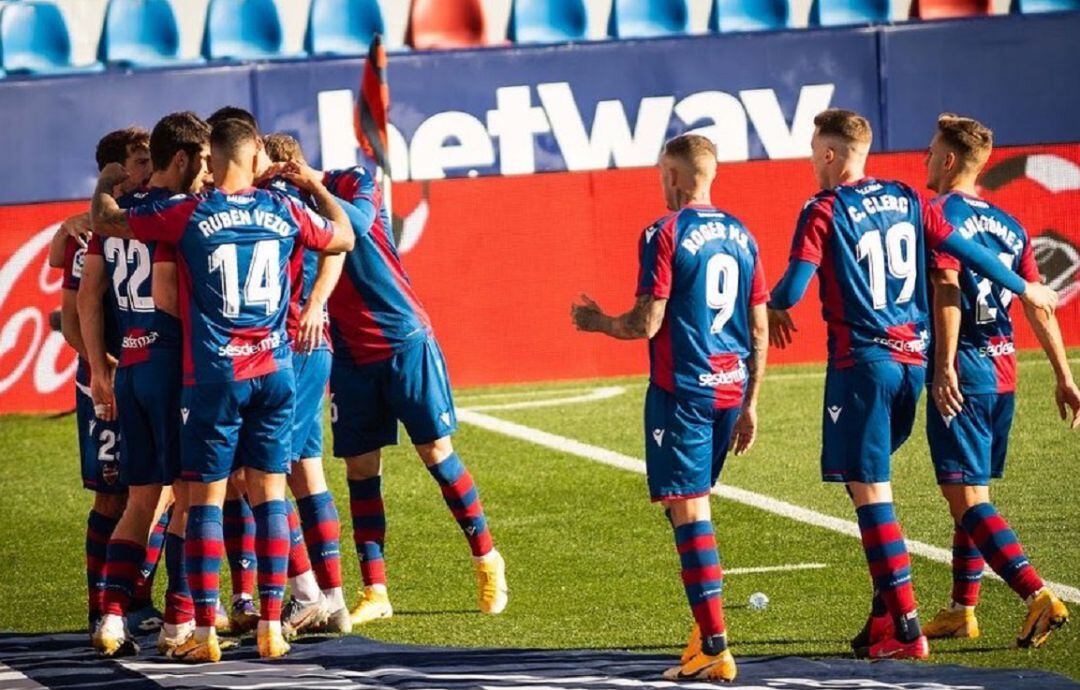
[640,211,678,243]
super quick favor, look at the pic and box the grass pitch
[1,349,1077,680]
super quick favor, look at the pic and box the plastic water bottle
[748,592,769,610]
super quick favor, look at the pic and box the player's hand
[61,212,92,249]
[932,366,964,419]
[730,404,758,456]
[767,308,796,349]
[1020,282,1059,318]
[90,366,116,421]
[571,294,604,332]
[1055,379,1080,430]
[278,162,324,193]
[98,162,129,191]
[296,301,325,353]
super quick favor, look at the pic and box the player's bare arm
[279,163,355,253]
[731,303,768,456]
[90,163,135,239]
[1022,300,1080,429]
[296,252,346,352]
[49,214,90,268]
[76,253,117,421]
[60,288,87,360]
[571,294,667,340]
[931,268,964,418]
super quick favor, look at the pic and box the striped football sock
[185,504,224,628]
[961,502,1043,601]
[223,497,256,600]
[254,500,290,622]
[86,510,119,625]
[673,520,727,645]
[164,532,194,624]
[856,502,920,641]
[101,539,146,617]
[951,523,984,607]
[348,476,387,588]
[132,508,170,607]
[297,491,343,590]
[427,453,493,558]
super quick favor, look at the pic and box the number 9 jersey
[637,205,769,409]
[789,178,955,369]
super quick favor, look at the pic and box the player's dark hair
[207,106,259,132]
[937,113,993,167]
[210,117,259,162]
[150,112,210,171]
[813,108,872,146]
[263,132,307,165]
[95,127,150,172]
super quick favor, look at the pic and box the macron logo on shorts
[181,408,190,424]
[943,414,956,429]
[440,412,452,427]
[645,227,658,243]
[652,428,665,446]
[827,406,842,423]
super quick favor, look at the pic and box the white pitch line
[458,385,619,403]
[457,407,1080,604]
[463,386,626,412]
[726,562,828,575]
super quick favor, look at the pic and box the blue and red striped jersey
[928,192,1040,394]
[62,235,121,387]
[637,205,769,409]
[323,167,432,365]
[126,188,337,385]
[88,186,181,368]
[789,178,954,369]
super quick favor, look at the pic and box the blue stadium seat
[708,0,790,31]
[99,0,196,67]
[607,0,690,38]
[202,0,285,60]
[305,0,384,56]
[808,0,891,25]
[0,0,100,74]
[508,0,588,44]
[1010,0,1079,13]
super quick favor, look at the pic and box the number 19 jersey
[789,178,954,369]
[637,205,769,409]
[126,188,336,385]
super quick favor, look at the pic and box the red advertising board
[1,145,1077,413]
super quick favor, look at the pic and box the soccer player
[571,134,769,683]
[261,133,508,625]
[81,112,212,657]
[90,118,354,662]
[921,114,1076,647]
[767,108,1059,660]
[58,128,151,639]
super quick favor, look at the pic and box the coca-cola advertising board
[1,145,1077,414]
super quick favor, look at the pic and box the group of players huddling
[572,109,1077,682]
[55,107,507,663]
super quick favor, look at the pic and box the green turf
[1,349,1077,680]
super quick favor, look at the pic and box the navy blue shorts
[180,370,295,483]
[330,336,458,458]
[115,356,182,486]
[643,383,740,502]
[926,393,1014,486]
[821,361,925,484]
[291,349,331,462]
[76,384,125,494]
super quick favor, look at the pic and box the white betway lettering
[317,82,835,179]
[219,332,282,358]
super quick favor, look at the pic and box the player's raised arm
[76,244,116,421]
[90,163,136,239]
[279,163,354,253]
[767,198,832,348]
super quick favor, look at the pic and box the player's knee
[94,492,126,518]
[288,458,328,498]
[663,496,711,526]
[345,452,382,480]
[415,436,453,466]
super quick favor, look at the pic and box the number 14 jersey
[637,204,769,410]
[789,178,955,369]
[126,188,336,386]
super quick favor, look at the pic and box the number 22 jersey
[126,188,337,385]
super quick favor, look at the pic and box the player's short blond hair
[263,132,307,165]
[662,133,717,177]
[813,108,873,147]
[936,113,993,169]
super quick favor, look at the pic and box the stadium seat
[99,0,196,67]
[405,0,487,50]
[708,0,791,31]
[608,0,690,39]
[202,0,285,61]
[508,0,588,44]
[808,0,891,25]
[1010,0,1079,13]
[305,0,384,56]
[910,0,989,18]
[0,0,100,74]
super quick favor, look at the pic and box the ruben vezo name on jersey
[681,221,750,255]
[198,209,294,238]
[846,194,909,223]
[957,214,1023,254]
